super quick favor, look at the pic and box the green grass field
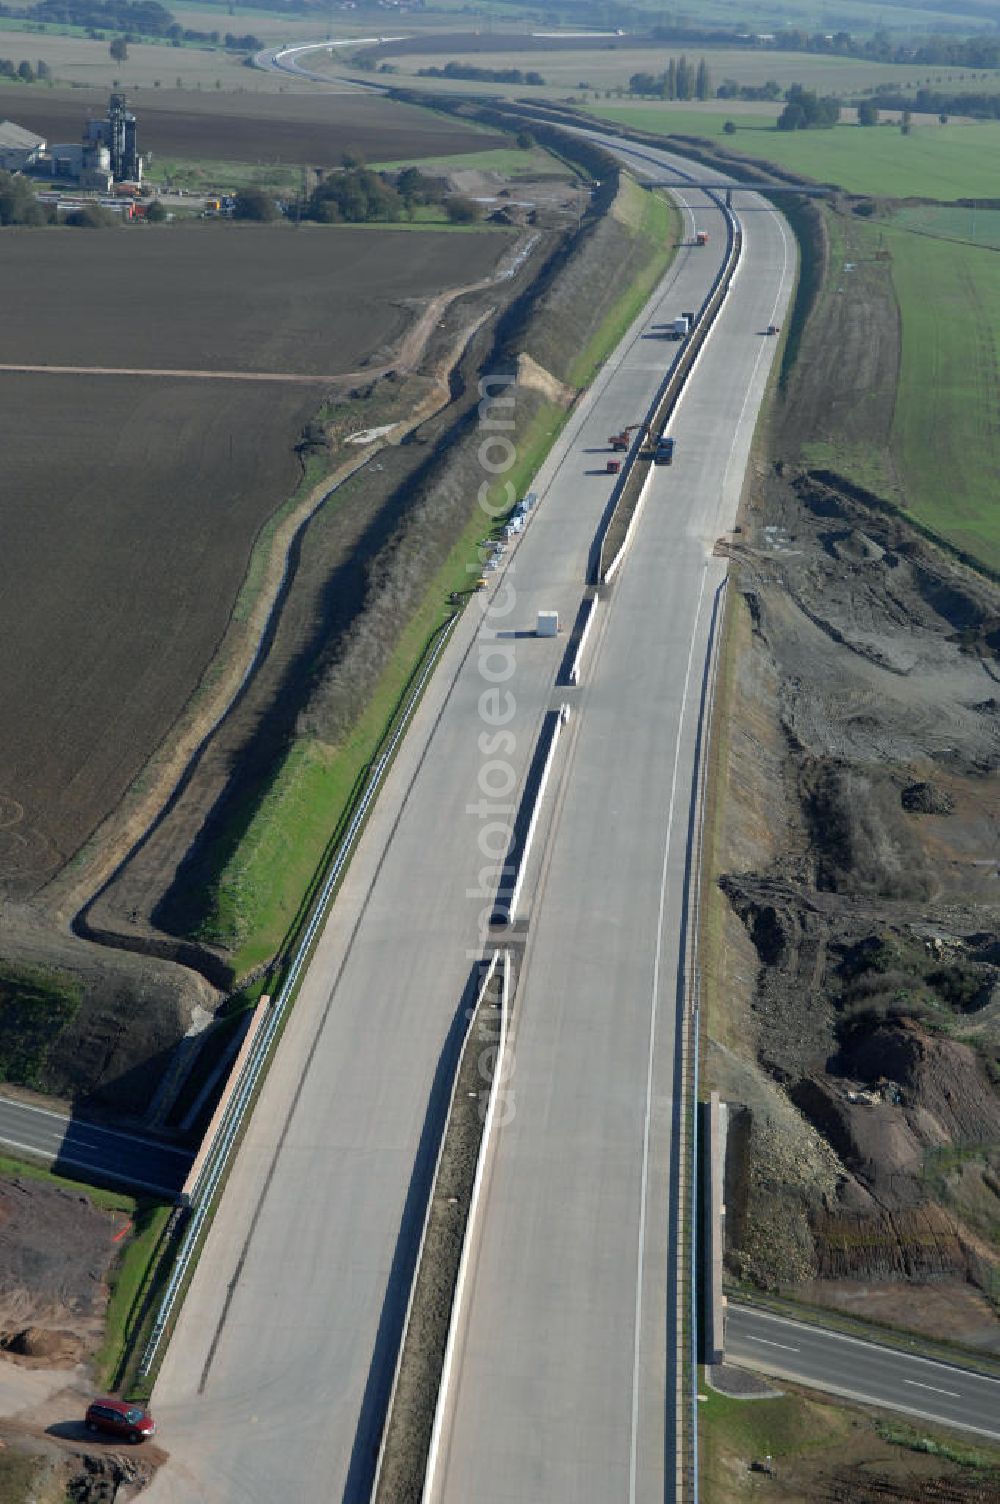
[700,1379,1000,1503]
[882,222,1000,571]
[370,144,562,176]
[797,206,1000,575]
[894,203,1000,248]
[591,105,1000,198]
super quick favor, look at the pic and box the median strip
[597,199,743,585]
[372,951,510,1504]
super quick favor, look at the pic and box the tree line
[645,19,1000,71]
[628,55,712,99]
[416,61,545,86]
[230,164,484,226]
[0,0,260,48]
[870,86,1000,120]
[777,84,841,130]
[0,57,50,80]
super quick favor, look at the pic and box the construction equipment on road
[654,436,675,465]
[669,315,690,340]
[607,459,621,474]
[608,422,640,450]
[695,229,709,246]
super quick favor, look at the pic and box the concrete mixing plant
[85,93,141,183]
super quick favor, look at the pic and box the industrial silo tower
[107,92,140,181]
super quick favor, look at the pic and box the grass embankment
[590,105,1000,199]
[194,175,676,975]
[0,965,80,1090]
[197,398,567,971]
[94,1199,174,1392]
[802,211,1000,575]
[700,1381,1000,1502]
[569,181,674,387]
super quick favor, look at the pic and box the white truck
[669,315,690,340]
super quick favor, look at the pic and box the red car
[85,1398,156,1443]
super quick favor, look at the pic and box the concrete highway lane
[0,1095,191,1195]
[436,159,794,1504]
[727,1306,1000,1442]
[145,174,732,1503]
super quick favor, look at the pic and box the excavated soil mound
[1,1327,85,1365]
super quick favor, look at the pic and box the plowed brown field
[0,84,504,167]
[0,222,510,898]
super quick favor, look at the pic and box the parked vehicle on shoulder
[654,436,675,465]
[85,1399,156,1444]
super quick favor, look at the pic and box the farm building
[0,119,45,173]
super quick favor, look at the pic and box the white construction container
[536,611,559,638]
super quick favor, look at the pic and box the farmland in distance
[0,82,507,168]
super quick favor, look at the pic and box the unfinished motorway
[144,131,794,1504]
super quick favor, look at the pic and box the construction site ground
[705,188,1000,1356]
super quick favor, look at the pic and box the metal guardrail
[682,579,730,1499]
[138,612,461,1379]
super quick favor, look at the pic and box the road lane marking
[745,1335,799,1353]
[904,1380,961,1399]
[0,1099,193,1155]
[730,1309,1000,1386]
[0,1135,181,1195]
[629,565,709,1504]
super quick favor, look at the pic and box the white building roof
[0,120,46,151]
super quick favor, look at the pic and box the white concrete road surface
[434,154,793,1504]
[144,160,746,1504]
